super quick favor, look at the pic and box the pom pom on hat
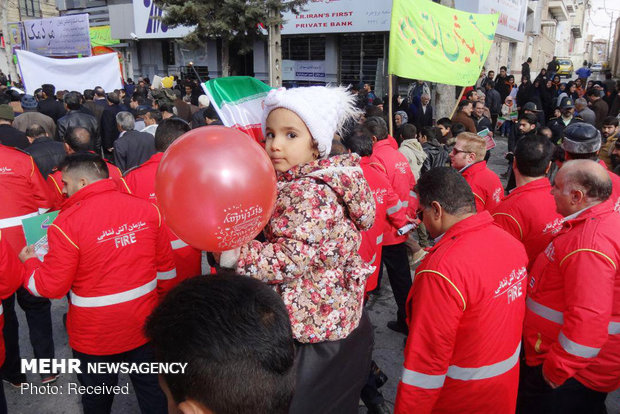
[261,86,362,158]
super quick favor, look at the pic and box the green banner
[389,0,498,86]
[89,25,120,48]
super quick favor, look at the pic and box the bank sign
[132,0,193,39]
[281,0,392,34]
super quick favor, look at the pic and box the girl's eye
[265,132,274,139]
[287,132,297,139]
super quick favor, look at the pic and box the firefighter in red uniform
[343,124,411,414]
[560,122,620,210]
[518,160,620,414]
[395,167,528,414]
[493,135,564,267]
[47,126,130,210]
[19,153,176,414]
[124,118,202,284]
[450,132,504,212]
[0,232,28,414]
[366,116,417,335]
[0,143,57,386]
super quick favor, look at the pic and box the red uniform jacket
[598,160,620,211]
[23,180,177,355]
[0,231,26,367]
[461,161,504,212]
[492,178,563,267]
[359,156,408,292]
[124,152,202,282]
[0,145,51,252]
[395,212,528,414]
[47,161,129,210]
[524,200,620,392]
[372,139,417,245]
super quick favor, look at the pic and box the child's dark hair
[145,274,296,414]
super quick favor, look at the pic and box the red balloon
[155,126,277,252]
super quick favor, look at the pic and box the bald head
[64,126,93,153]
[552,160,612,216]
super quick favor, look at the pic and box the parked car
[591,62,603,72]
[556,58,574,77]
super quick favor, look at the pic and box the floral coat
[237,154,376,343]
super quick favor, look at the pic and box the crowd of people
[0,62,619,414]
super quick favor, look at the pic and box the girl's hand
[218,248,241,269]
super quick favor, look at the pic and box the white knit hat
[261,86,362,158]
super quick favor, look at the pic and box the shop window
[19,0,42,17]
[282,36,326,60]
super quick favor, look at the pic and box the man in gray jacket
[575,98,595,126]
[484,81,502,132]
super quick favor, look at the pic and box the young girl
[219,86,376,413]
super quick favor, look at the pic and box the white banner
[16,50,123,95]
[133,0,193,39]
[23,14,91,57]
[454,0,527,42]
[281,0,392,34]
[282,60,326,82]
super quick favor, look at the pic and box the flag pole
[449,87,466,119]
[388,74,394,137]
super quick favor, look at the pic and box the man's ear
[430,200,442,219]
[178,400,211,414]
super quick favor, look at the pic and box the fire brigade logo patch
[0,166,13,174]
[493,187,502,203]
[395,162,409,174]
[542,218,564,235]
[373,188,387,205]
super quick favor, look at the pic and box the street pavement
[6,133,620,413]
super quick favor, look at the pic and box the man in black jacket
[25,124,65,178]
[113,111,156,172]
[36,84,66,122]
[419,126,450,175]
[521,57,531,80]
[56,92,99,150]
[100,92,123,158]
[0,104,28,149]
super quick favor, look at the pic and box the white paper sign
[23,14,91,57]
[282,60,326,82]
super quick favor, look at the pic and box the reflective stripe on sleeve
[27,271,42,297]
[70,278,157,308]
[402,200,409,208]
[369,253,376,265]
[410,191,417,199]
[0,212,39,229]
[387,201,403,215]
[0,304,3,316]
[526,297,564,324]
[157,269,177,280]
[447,343,521,381]
[401,369,446,389]
[609,322,620,335]
[376,234,383,245]
[558,332,600,358]
[170,239,188,250]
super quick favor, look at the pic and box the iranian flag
[202,76,273,143]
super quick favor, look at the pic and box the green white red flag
[202,76,273,143]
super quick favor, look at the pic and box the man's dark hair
[527,57,532,63]
[585,88,599,98]
[204,105,220,121]
[83,89,95,100]
[145,274,295,414]
[602,116,618,127]
[106,92,120,105]
[451,122,467,137]
[401,123,417,140]
[343,125,373,157]
[364,116,388,141]
[173,89,182,99]
[514,135,554,177]
[94,87,105,97]
[365,105,384,119]
[466,90,477,100]
[416,167,476,215]
[485,80,495,88]
[60,152,109,180]
[64,91,82,111]
[64,126,93,152]
[41,84,55,99]
[458,100,472,111]
[420,126,437,141]
[159,101,174,114]
[519,112,539,126]
[329,139,348,156]
[25,124,47,139]
[146,109,163,124]
[155,118,190,152]
[437,117,452,129]
[500,66,507,71]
